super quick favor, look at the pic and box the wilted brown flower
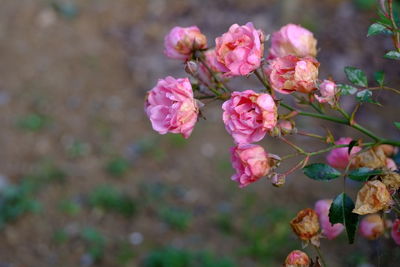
[353,180,393,215]
[379,144,396,157]
[290,208,320,241]
[285,250,310,267]
[352,146,387,169]
[381,171,400,191]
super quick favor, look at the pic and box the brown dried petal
[290,208,320,241]
[353,147,387,169]
[353,180,393,215]
[381,171,400,191]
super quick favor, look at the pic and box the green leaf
[348,168,383,181]
[329,193,359,244]
[367,23,392,36]
[394,122,400,130]
[356,89,379,104]
[303,163,341,181]
[344,66,368,87]
[384,51,400,60]
[337,84,358,95]
[374,71,385,87]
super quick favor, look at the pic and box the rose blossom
[326,137,362,170]
[266,55,319,94]
[222,90,277,144]
[145,76,199,138]
[269,24,317,59]
[284,250,310,267]
[230,144,270,187]
[315,199,344,240]
[315,80,336,105]
[164,26,207,60]
[392,219,400,245]
[215,22,264,76]
[359,214,385,240]
[353,180,393,215]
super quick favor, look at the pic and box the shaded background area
[0,0,399,266]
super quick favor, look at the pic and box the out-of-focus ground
[0,0,399,266]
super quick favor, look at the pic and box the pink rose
[230,144,270,187]
[315,80,336,105]
[164,26,207,60]
[266,55,319,94]
[315,199,344,240]
[326,137,362,170]
[215,22,264,76]
[222,90,277,144]
[386,158,398,171]
[269,24,317,59]
[360,214,385,240]
[392,219,400,245]
[145,76,199,138]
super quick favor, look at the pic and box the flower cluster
[145,10,400,265]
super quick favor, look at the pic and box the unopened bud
[278,120,295,135]
[185,61,199,75]
[284,250,310,267]
[360,214,385,240]
[269,126,281,137]
[271,173,286,187]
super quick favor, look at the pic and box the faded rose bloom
[359,214,385,240]
[326,137,362,170]
[284,250,310,267]
[353,180,393,215]
[315,199,344,240]
[230,144,270,187]
[164,26,207,60]
[266,55,319,94]
[215,22,264,76]
[290,208,320,242]
[391,219,400,245]
[222,90,277,144]
[145,76,199,138]
[315,80,336,105]
[269,24,317,59]
[353,146,388,169]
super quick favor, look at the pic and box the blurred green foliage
[16,113,51,132]
[81,227,106,261]
[158,207,192,231]
[89,185,137,217]
[106,157,130,177]
[143,247,235,267]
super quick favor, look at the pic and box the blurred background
[0,0,399,266]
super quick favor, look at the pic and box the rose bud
[315,80,336,105]
[184,60,199,76]
[359,214,385,240]
[266,55,319,94]
[290,208,320,242]
[315,199,344,240]
[352,146,387,169]
[278,120,295,135]
[230,144,270,187]
[222,90,277,144]
[284,250,310,267]
[271,173,286,187]
[353,180,393,215]
[197,49,226,85]
[145,76,199,138]
[269,24,317,59]
[215,22,264,76]
[391,219,400,245]
[164,26,207,60]
[326,137,362,170]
